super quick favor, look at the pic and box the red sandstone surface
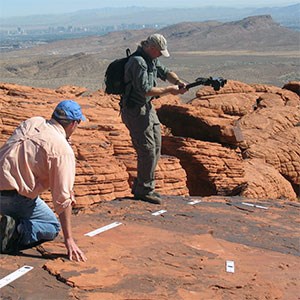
[0,81,299,299]
[1,197,299,299]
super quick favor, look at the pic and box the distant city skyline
[1,0,299,18]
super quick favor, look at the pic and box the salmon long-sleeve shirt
[0,117,76,214]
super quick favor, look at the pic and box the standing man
[121,33,187,204]
[0,100,87,262]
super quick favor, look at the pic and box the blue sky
[1,0,298,18]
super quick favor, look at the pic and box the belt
[0,190,18,196]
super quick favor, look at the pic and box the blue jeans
[0,193,60,249]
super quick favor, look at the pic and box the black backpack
[104,48,132,95]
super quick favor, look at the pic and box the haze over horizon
[1,0,299,18]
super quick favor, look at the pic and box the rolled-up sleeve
[49,153,76,215]
[156,59,169,81]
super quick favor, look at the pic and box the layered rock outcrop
[157,80,300,200]
[0,83,188,209]
[0,80,299,208]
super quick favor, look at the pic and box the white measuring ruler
[152,209,167,216]
[0,266,33,289]
[188,199,202,205]
[242,202,268,210]
[84,221,122,237]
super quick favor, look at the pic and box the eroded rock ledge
[0,80,299,208]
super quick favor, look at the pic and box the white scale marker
[242,202,268,210]
[152,209,167,216]
[0,266,33,289]
[84,221,122,237]
[188,199,202,205]
[226,260,235,273]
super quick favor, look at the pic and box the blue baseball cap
[53,100,86,121]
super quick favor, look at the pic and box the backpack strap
[122,49,149,108]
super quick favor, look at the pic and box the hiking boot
[152,191,161,198]
[134,193,162,205]
[0,215,19,254]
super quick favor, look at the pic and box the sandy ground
[0,195,299,300]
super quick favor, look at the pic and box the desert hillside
[0,15,299,92]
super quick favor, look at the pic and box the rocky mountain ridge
[161,15,299,52]
[1,15,299,93]
[2,15,298,57]
[1,4,299,30]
